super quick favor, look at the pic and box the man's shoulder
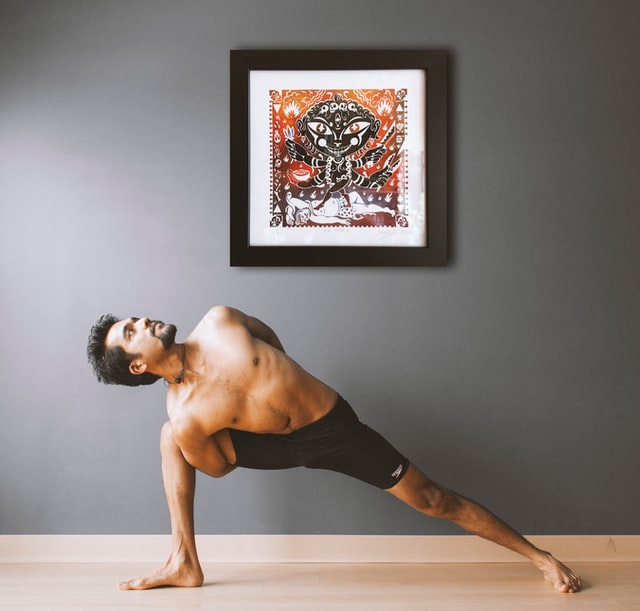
[167,396,198,435]
[188,306,236,337]
[186,306,252,357]
[202,305,245,326]
[168,382,233,441]
[203,304,229,320]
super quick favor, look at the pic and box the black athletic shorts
[228,395,409,489]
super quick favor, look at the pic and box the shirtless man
[86,305,582,594]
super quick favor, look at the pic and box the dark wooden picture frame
[230,49,447,266]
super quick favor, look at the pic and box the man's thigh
[303,422,410,489]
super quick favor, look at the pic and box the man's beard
[155,322,177,349]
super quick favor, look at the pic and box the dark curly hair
[87,314,160,387]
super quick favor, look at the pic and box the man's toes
[556,576,582,594]
[118,579,143,590]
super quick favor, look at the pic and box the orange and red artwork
[268,88,409,230]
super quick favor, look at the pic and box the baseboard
[0,535,638,564]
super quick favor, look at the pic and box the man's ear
[129,359,147,376]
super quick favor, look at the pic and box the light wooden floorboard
[1,562,638,610]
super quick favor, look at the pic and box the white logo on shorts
[391,464,404,479]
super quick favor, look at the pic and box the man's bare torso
[166,307,337,440]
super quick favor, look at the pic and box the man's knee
[414,482,461,518]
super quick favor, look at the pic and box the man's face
[105,317,177,361]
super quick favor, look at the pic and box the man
[87,305,582,593]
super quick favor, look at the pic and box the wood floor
[1,562,638,609]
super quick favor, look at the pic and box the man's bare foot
[534,551,582,593]
[118,554,204,590]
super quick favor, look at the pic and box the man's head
[87,314,177,386]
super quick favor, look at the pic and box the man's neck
[155,343,187,385]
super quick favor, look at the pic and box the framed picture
[230,49,447,266]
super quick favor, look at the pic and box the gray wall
[1,0,638,536]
